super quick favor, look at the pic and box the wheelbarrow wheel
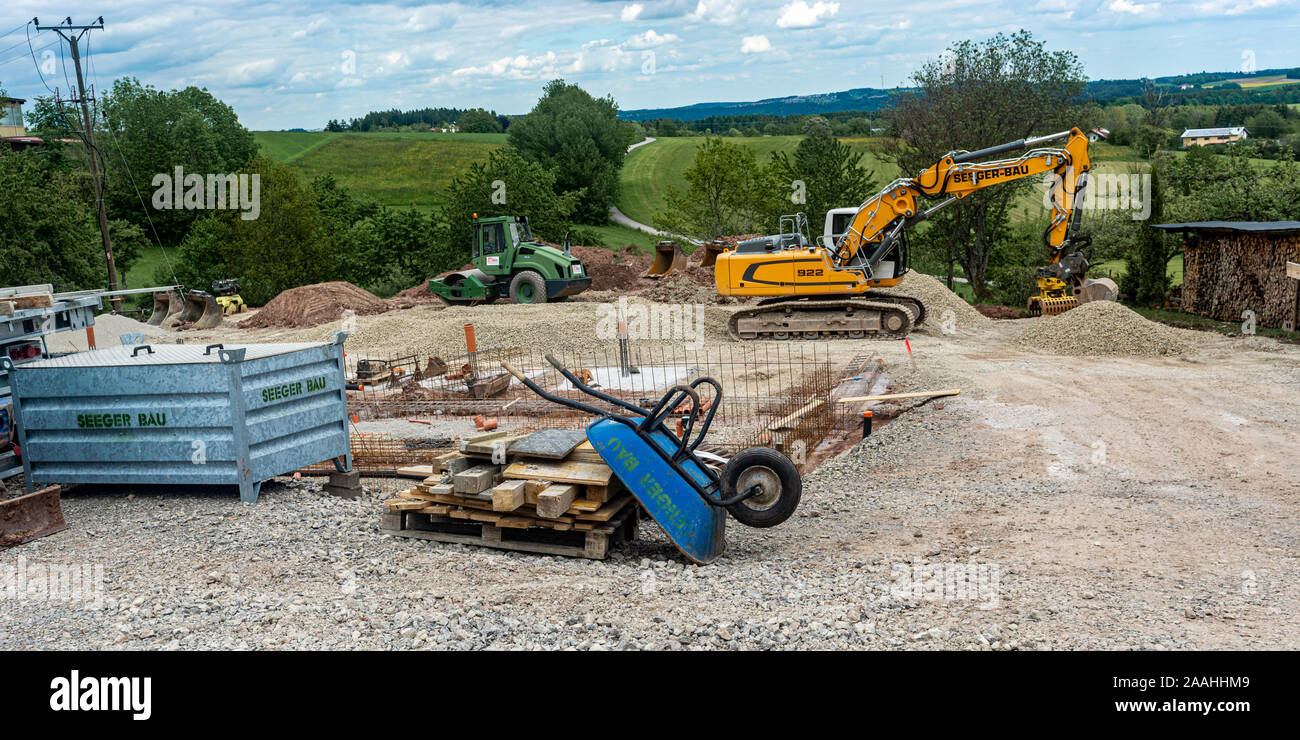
[723,447,801,528]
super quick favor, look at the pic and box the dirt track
[7,301,1298,650]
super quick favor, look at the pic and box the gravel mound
[291,300,736,355]
[240,282,388,329]
[1012,301,1200,357]
[881,272,990,330]
[45,313,162,353]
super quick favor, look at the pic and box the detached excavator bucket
[184,291,224,330]
[1,485,69,548]
[697,240,727,269]
[643,240,687,279]
[147,290,184,326]
[1074,277,1119,305]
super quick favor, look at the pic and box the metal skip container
[1,332,352,502]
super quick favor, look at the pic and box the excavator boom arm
[836,128,1092,269]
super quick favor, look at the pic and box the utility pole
[34,16,120,306]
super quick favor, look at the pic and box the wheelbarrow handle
[543,354,647,417]
[499,360,607,417]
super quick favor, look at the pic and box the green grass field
[122,245,176,290]
[615,136,901,230]
[254,131,507,208]
[1094,254,1184,285]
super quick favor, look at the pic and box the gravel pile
[1012,301,1201,357]
[278,300,736,355]
[44,313,162,353]
[882,272,990,330]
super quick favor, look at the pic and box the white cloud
[776,1,840,28]
[1106,0,1160,13]
[404,7,455,31]
[1198,0,1279,13]
[453,50,562,80]
[625,29,680,49]
[691,0,744,25]
[740,35,772,54]
[621,3,644,21]
[227,58,277,86]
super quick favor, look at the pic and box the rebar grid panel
[340,343,847,469]
[301,433,454,475]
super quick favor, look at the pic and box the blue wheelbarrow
[501,356,801,564]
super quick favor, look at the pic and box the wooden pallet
[381,503,639,559]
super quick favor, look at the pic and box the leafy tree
[437,146,580,272]
[1161,144,1300,221]
[0,149,103,291]
[801,116,832,138]
[101,78,258,245]
[165,157,333,306]
[772,127,877,233]
[1122,163,1170,306]
[508,79,636,223]
[459,108,503,133]
[1134,125,1167,158]
[884,30,1087,300]
[1245,109,1288,140]
[654,138,782,239]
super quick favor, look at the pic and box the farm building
[1180,126,1248,147]
[0,96,43,149]
[1155,221,1300,330]
[1,97,27,137]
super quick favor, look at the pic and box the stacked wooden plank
[0,284,56,316]
[381,429,639,559]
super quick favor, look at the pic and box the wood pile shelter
[1155,221,1300,330]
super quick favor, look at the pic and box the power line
[84,30,181,287]
[0,38,57,68]
[26,22,55,94]
[0,21,28,39]
[35,16,122,300]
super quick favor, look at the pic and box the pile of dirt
[976,304,1031,320]
[391,281,443,306]
[1012,300,1201,357]
[640,274,741,304]
[240,282,389,329]
[569,244,652,292]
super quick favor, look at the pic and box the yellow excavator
[715,128,1118,340]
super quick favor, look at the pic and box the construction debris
[1,485,69,548]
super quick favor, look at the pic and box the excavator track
[860,290,927,327]
[728,298,916,341]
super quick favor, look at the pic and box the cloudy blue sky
[1,0,1296,130]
